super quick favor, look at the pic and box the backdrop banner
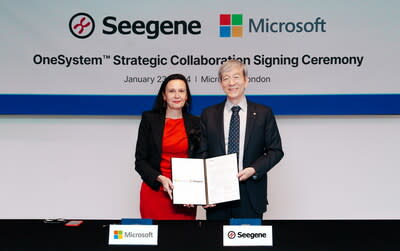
[1,0,398,115]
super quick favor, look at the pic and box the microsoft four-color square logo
[220,14,243,37]
[114,230,123,239]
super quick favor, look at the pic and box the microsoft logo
[114,230,123,239]
[219,14,243,37]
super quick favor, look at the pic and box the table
[0,220,397,250]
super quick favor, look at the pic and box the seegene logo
[69,12,95,39]
[220,14,243,38]
[227,231,236,239]
[68,13,201,39]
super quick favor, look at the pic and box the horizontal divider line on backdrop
[0,94,399,115]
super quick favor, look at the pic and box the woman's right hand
[157,175,174,200]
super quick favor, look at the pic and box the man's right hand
[203,204,216,208]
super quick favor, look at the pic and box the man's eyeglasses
[221,75,242,84]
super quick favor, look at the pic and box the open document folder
[171,153,240,205]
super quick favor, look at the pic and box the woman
[135,74,200,220]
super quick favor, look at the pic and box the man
[199,60,284,220]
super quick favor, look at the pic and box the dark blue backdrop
[1,94,399,115]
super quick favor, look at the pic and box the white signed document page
[205,154,240,204]
[171,154,240,205]
[171,158,207,205]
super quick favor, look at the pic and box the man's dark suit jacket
[135,111,200,190]
[199,99,284,214]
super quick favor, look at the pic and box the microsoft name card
[109,225,158,245]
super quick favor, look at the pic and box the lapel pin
[253,112,256,116]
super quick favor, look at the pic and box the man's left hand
[237,167,256,181]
